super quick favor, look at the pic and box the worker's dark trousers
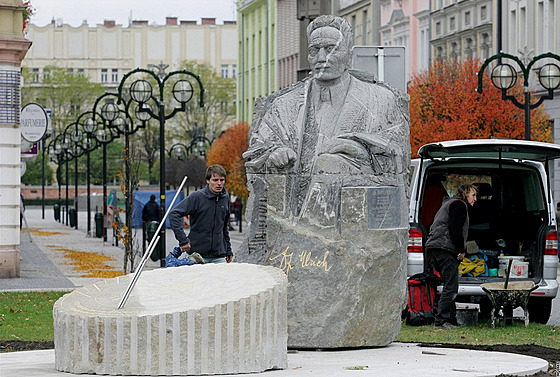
[429,248,460,326]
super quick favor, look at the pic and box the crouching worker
[169,164,234,264]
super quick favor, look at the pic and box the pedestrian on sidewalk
[232,198,242,226]
[142,194,160,248]
[169,164,233,264]
[142,194,160,223]
[20,193,25,229]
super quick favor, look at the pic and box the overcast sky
[29,0,238,27]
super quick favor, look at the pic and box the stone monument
[237,15,411,348]
[53,263,288,375]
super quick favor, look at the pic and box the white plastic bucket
[510,261,529,278]
[498,256,528,278]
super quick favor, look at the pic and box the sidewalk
[0,207,552,377]
[1,206,247,291]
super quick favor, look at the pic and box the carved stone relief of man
[244,15,409,219]
[238,15,410,349]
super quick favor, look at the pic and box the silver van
[408,139,559,323]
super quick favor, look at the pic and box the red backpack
[405,271,441,326]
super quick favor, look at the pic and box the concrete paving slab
[0,342,549,377]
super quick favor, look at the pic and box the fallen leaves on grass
[47,246,123,278]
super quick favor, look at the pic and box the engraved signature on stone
[270,247,332,280]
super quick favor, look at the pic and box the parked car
[408,139,560,323]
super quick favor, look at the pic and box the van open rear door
[418,139,560,205]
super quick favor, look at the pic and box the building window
[351,15,356,46]
[480,5,487,21]
[232,65,237,78]
[481,33,490,60]
[77,68,84,75]
[111,69,118,83]
[70,102,81,115]
[450,42,458,61]
[32,68,39,83]
[450,16,456,31]
[465,38,473,59]
[101,69,108,83]
[465,11,471,26]
[221,65,229,78]
[362,10,368,44]
[435,21,441,35]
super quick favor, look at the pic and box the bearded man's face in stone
[308,26,350,83]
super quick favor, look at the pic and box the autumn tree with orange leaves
[409,59,551,157]
[207,122,250,201]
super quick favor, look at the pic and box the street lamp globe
[112,117,127,133]
[195,139,206,156]
[538,63,560,90]
[491,64,517,90]
[55,142,62,155]
[135,103,152,121]
[130,80,153,103]
[95,129,107,142]
[83,135,93,149]
[70,129,82,143]
[61,136,71,150]
[83,118,97,133]
[71,145,81,156]
[101,103,119,122]
[172,145,185,159]
[48,146,55,159]
[172,80,194,103]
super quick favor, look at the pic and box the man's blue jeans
[204,257,227,264]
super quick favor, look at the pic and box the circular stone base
[53,263,288,375]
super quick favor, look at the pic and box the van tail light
[408,228,423,253]
[545,231,558,255]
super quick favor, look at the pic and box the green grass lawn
[1,291,559,350]
[396,318,560,349]
[0,291,67,342]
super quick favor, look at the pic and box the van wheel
[527,297,552,324]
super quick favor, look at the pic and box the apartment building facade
[236,0,278,123]
[22,17,238,90]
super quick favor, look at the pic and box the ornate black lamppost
[97,95,146,258]
[117,65,204,266]
[64,123,85,229]
[87,97,121,242]
[168,136,212,160]
[477,52,560,140]
[40,131,51,219]
[75,112,100,236]
[47,135,67,222]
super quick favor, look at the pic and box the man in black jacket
[425,184,477,329]
[142,194,160,223]
[169,165,233,263]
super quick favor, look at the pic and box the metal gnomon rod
[117,176,188,309]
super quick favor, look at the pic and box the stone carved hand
[318,138,368,160]
[268,147,297,169]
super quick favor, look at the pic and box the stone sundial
[53,263,288,376]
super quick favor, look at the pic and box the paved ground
[0,343,549,377]
[0,207,556,377]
